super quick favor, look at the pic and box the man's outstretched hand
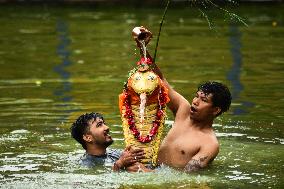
[113,146,145,171]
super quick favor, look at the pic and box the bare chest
[158,126,201,167]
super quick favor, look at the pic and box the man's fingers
[134,150,145,155]
[132,151,145,157]
[133,153,145,159]
[126,163,140,172]
[138,155,145,160]
[128,148,145,161]
[124,159,137,167]
[125,156,138,163]
[130,148,144,153]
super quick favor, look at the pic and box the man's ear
[83,134,92,143]
[213,107,221,117]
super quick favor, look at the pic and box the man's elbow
[183,157,210,173]
[184,163,207,173]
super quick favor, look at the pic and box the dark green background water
[0,3,283,189]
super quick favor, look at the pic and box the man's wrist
[113,159,124,171]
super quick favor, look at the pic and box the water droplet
[35,80,42,86]
[77,60,84,64]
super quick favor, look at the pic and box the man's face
[85,117,113,147]
[190,91,220,121]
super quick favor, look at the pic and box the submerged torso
[80,148,122,168]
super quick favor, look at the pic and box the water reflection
[53,20,77,120]
[227,24,254,115]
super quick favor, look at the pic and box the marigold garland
[122,87,168,143]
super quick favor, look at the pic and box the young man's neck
[86,144,107,156]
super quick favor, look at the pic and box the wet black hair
[198,81,232,117]
[70,112,104,150]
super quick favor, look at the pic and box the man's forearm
[112,160,124,171]
[184,156,208,173]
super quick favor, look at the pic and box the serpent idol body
[119,57,169,166]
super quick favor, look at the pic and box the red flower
[136,57,153,66]
[157,110,163,118]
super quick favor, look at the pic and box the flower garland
[136,57,152,66]
[122,86,168,143]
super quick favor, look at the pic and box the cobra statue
[119,27,170,167]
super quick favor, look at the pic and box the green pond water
[0,3,283,189]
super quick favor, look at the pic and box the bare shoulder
[200,132,219,157]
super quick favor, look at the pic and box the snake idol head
[128,71,159,95]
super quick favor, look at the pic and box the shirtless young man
[134,26,231,172]
[157,80,231,172]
